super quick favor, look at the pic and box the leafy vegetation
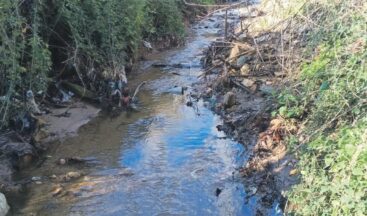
[0,1,51,126]
[269,0,367,215]
[0,0,216,128]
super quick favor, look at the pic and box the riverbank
[195,0,366,215]
[192,3,299,214]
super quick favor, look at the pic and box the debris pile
[195,2,309,213]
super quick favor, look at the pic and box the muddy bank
[192,4,300,214]
[0,101,99,213]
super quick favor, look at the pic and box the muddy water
[10,11,278,216]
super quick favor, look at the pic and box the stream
[9,10,280,216]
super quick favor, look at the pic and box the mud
[41,102,100,141]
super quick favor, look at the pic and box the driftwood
[131,81,147,102]
[229,77,252,93]
[61,81,97,101]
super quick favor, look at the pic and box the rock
[35,181,43,185]
[0,193,9,216]
[66,172,82,179]
[60,157,86,165]
[238,33,248,41]
[237,56,250,66]
[51,185,63,197]
[242,78,255,88]
[0,139,35,159]
[259,85,275,95]
[248,187,258,196]
[60,171,82,182]
[204,88,213,97]
[240,64,251,76]
[58,158,66,165]
[50,174,57,179]
[228,45,241,63]
[19,154,34,168]
[223,91,236,108]
[216,125,224,132]
[33,128,49,142]
[215,188,222,197]
[31,176,42,181]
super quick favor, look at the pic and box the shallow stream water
[9,10,280,216]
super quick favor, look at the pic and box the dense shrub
[1,0,216,128]
[0,1,51,126]
[273,1,367,215]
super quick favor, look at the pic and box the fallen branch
[131,81,147,102]
[61,81,97,100]
[229,77,252,93]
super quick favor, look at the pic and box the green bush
[0,0,51,126]
[278,1,367,215]
[0,0,192,128]
[144,0,185,41]
[287,120,367,215]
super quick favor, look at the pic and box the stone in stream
[66,172,82,179]
[58,171,83,182]
[223,91,236,108]
[215,188,222,197]
[0,193,9,216]
[57,157,88,165]
[31,176,42,181]
[186,101,193,107]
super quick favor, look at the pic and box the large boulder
[0,193,9,216]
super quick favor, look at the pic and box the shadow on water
[10,8,281,216]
